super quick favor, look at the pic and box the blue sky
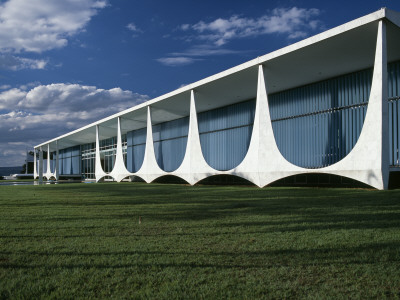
[0,0,399,167]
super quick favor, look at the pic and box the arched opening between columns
[49,151,56,173]
[268,67,373,169]
[125,127,146,173]
[152,175,189,185]
[96,175,118,183]
[197,174,256,187]
[268,173,371,189]
[117,175,146,183]
[388,171,400,189]
[97,124,118,174]
[198,100,256,171]
[152,117,189,172]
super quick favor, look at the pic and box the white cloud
[0,141,33,167]
[180,24,190,31]
[0,54,48,70]
[0,83,149,166]
[0,85,11,90]
[0,0,107,53]
[19,82,41,91]
[0,88,27,109]
[156,57,199,67]
[181,7,322,46]
[157,45,241,67]
[0,83,148,115]
[170,45,242,57]
[126,22,142,33]
[158,7,322,67]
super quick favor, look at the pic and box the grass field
[0,183,400,299]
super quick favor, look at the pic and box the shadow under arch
[267,173,372,189]
[127,175,146,183]
[388,172,400,190]
[152,175,189,185]
[96,175,116,183]
[197,174,256,187]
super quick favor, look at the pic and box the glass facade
[388,61,400,166]
[269,68,372,168]
[35,151,51,174]
[59,146,81,175]
[153,117,189,172]
[99,137,117,173]
[81,143,95,179]
[198,100,256,171]
[50,152,56,173]
[48,60,400,179]
[126,128,146,172]
[80,135,127,179]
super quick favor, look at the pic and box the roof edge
[35,8,391,149]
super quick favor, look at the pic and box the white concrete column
[55,141,59,181]
[39,147,43,184]
[379,20,389,187]
[232,64,302,187]
[323,20,388,189]
[33,148,37,179]
[110,117,131,182]
[231,22,389,189]
[136,106,166,182]
[46,144,51,179]
[173,90,216,184]
[95,125,107,182]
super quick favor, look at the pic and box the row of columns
[34,21,389,189]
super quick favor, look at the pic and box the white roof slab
[35,8,400,150]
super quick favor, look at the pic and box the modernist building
[34,8,400,189]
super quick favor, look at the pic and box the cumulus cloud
[0,54,48,70]
[158,7,322,67]
[0,140,34,167]
[0,84,149,166]
[180,7,322,46]
[0,0,107,53]
[0,83,149,117]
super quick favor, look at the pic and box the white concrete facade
[34,9,400,189]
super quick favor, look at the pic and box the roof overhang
[35,8,400,151]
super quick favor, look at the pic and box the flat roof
[35,8,400,150]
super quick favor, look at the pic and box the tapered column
[46,144,51,179]
[110,117,131,181]
[95,125,107,182]
[173,90,215,184]
[55,141,59,181]
[232,64,302,187]
[323,20,388,189]
[136,106,166,182]
[33,149,37,179]
[379,20,389,188]
[39,147,43,184]
[237,21,389,189]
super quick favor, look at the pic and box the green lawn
[0,183,400,299]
